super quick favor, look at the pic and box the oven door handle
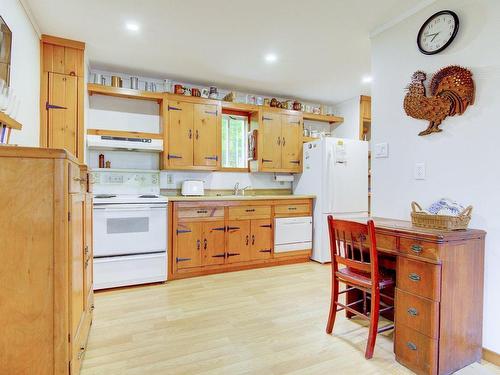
[93,205,167,211]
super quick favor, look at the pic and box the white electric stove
[91,169,168,290]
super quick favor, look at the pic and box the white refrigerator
[293,138,368,263]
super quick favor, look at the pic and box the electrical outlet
[166,174,174,184]
[414,162,426,180]
[374,143,389,158]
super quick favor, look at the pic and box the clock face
[417,11,459,55]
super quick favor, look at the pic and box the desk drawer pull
[408,273,421,282]
[245,209,256,212]
[197,210,208,214]
[407,307,419,317]
[411,244,423,253]
[406,342,417,351]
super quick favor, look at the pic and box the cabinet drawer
[376,234,397,252]
[400,238,439,261]
[275,204,310,215]
[178,207,224,220]
[69,162,82,193]
[228,206,271,220]
[397,257,441,301]
[395,324,438,375]
[395,289,439,339]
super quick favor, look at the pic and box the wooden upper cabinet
[281,115,302,172]
[202,221,226,266]
[41,35,84,77]
[250,219,273,260]
[168,101,194,167]
[261,112,282,169]
[194,104,219,167]
[48,73,78,156]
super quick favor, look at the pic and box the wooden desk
[349,217,486,375]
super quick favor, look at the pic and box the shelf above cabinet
[87,129,163,139]
[88,83,163,102]
[303,113,344,124]
[0,112,22,130]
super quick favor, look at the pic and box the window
[222,114,248,169]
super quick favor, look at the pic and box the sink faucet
[233,182,250,196]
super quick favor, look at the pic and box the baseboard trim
[483,348,500,366]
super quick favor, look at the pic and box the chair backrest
[327,215,379,284]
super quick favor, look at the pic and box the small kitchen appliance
[181,180,205,196]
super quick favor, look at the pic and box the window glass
[222,114,248,169]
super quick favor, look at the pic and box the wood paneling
[281,115,302,171]
[261,112,282,169]
[226,220,251,263]
[202,221,226,266]
[194,104,219,167]
[249,219,273,260]
[175,222,202,269]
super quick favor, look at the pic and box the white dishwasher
[274,216,313,253]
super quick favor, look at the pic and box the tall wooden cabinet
[260,111,303,172]
[0,147,93,375]
[40,35,85,162]
[165,99,221,170]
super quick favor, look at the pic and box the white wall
[331,97,360,139]
[371,0,500,353]
[2,0,40,146]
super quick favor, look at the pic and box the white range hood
[87,134,163,152]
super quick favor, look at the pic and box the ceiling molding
[18,0,41,37]
[370,0,439,38]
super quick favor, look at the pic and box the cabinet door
[202,221,226,266]
[281,115,302,172]
[175,222,202,269]
[226,220,251,263]
[47,72,78,156]
[84,193,93,309]
[261,112,282,169]
[69,192,85,350]
[168,101,194,167]
[194,104,219,167]
[250,219,273,260]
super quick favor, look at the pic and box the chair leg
[365,287,380,359]
[326,277,339,334]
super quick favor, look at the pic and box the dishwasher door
[274,216,313,253]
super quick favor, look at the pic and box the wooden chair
[325,215,395,359]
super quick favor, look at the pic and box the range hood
[87,134,163,152]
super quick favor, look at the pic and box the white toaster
[181,180,205,196]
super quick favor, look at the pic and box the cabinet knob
[408,273,421,282]
[411,244,423,253]
[406,342,417,351]
[407,307,419,317]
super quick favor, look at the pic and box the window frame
[220,109,251,172]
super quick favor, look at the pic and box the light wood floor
[81,262,499,375]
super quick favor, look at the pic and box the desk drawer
[178,207,224,220]
[395,289,439,339]
[376,234,397,252]
[228,206,271,220]
[399,238,439,261]
[275,204,310,215]
[397,257,441,301]
[395,325,438,375]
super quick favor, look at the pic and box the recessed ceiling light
[126,22,140,32]
[362,75,373,84]
[265,53,277,63]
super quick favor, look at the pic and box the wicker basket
[411,202,473,230]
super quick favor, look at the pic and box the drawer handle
[245,209,256,212]
[407,307,419,317]
[197,210,208,214]
[288,207,297,210]
[176,257,192,263]
[411,244,423,253]
[408,273,421,282]
[406,342,417,351]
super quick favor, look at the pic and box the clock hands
[424,32,440,42]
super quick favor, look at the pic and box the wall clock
[417,10,459,55]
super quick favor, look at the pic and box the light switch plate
[374,143,389,158]
[414,162,426,180]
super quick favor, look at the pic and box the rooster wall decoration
[403,65,475,136]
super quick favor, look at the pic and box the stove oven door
[93,203,167,257]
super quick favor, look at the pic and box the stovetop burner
[94,194,117,198]
[139,194,159,198]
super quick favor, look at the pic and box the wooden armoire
[40,35,85,162]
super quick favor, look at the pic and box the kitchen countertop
[164,194,316,202]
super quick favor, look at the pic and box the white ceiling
[26,0,425,104]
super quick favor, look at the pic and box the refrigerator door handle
[326,149,334,212]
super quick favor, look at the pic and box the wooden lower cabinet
[171,199,312,279]
[0,147,93,375]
